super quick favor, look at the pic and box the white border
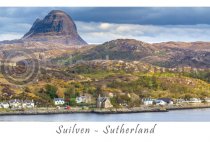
[1,0,210,7]
[0,1,210,142]
[0,122,209,142]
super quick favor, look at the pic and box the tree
[64,87,75,97]
[69,98,76,106]
[45,84,58,99]
[138,76,158,89]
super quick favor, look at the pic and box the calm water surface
[0,108,210,121]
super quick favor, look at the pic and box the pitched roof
[23,100,34,103]
[98,97,108,103]
[53,98,64,101]
[8,99,21,103]
[158,98,172,103]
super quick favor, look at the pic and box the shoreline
[0,104,210,116]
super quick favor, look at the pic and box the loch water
[0,108,210,121]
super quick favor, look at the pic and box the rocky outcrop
[22,10,87,45]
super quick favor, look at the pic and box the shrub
[45,84,58,99]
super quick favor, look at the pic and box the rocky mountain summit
[22,10,87,45]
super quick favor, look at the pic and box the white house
[155,98,174,105]
[53,98,65,105]
[0,102,10,109]
[22,100,35,108]
[204,98,210,103]
[142,98,154,105]
[76,96,86,104]
[188,98,202,103]
[76,95,92,104]
[9,99,22,108]
[155,100,167,106]
[176,99,186,104]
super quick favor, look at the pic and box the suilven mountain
[22,10,87,45]
[0,10,87,45]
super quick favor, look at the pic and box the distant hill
[56,39,210,68]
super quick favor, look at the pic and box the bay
[0,108,210,122]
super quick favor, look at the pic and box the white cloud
[99,23,112,30]
[2,20,210,44]
[76,21,210,44]
[0,33,23,41]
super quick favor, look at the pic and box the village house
[8,99,22,109]
[0,102,10,109]
[155,98,173,105]
[53,98,65,106]
[142,98,154,105]
[22,100,35,108]
[76,95,92,104]
[176,98,204,104]
[204,98,210,103]
[97,95,113,108]
[188,98,202,103]
[176,99,186,104]
[155,99,167,105]
[76,96,86,104]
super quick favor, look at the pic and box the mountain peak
[22,10,87,45]
[101,39,153,51]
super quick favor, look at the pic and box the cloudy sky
[1,7,210,43]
